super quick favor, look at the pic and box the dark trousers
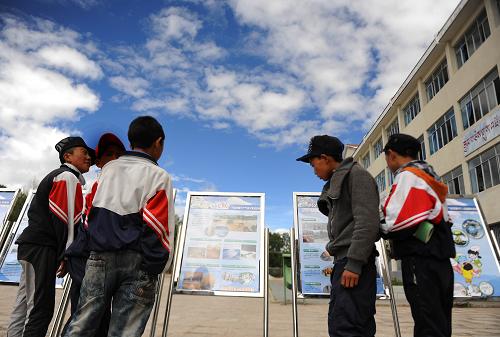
[8,244,57,337]
[401,256,453,337]
[328,256,376,337]
[62,256,111,337]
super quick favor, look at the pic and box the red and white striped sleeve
[382,171,444,234]
[49,171,84,249]
[142,176,174,253]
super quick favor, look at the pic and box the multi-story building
[353,0,500,245]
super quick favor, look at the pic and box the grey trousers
[7,244,57,337]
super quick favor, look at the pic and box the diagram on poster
[448,197,500,298]
[0,191,64,286]
[176,193,264,296]
[294,193,388,297]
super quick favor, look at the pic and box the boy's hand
[56,260,67,278]
[341,270,359,288]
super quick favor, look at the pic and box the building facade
[353,0,500,244]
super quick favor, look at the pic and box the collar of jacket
[123,150,159,165]
[61,163,86,185]
[326,157,356,199]
[317,157,356,215]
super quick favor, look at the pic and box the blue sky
[0,0,459,231]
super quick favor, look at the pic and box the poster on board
[0,189,18,234]
[294,193,388,297]
[0,191,64,287]
[448,197,500,297]
[176,193,265,297]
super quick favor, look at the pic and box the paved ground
[1,276,500,336]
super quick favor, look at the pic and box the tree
[8,191,27,222]
[269,232,284,252]
[0,184,6,188]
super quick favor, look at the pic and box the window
[455,10,490,68]
[374,137,384,159]
[386,119,399,138]
[387,169,395,186]
[442,166,465,195]
[375,171,386,193]
[417,135,427,161]
[427,108,458,155]
[362,152,371,169]
[425,60,449,101]
[403,94,421,126]
[468,143,500,193]
[460,68,500,129]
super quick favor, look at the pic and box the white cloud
[36,45,102,79]
[106,1,459,147]
[109,76,150,98]
[0,15,100,187]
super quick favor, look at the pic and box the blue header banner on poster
[0,191,64,287]
[448,197,500,298]
[176,193,265,297]
[294,193,388,297]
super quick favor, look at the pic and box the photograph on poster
[447,198,500,297]
[177,194,262,294]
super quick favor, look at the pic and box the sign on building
[463,107,500,156]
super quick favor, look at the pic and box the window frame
[425,60,449,101]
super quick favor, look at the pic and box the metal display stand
[161,192,268,337]
[49,277,72,337]
[0,190,36,283]
[290,192,401,337]
[378,239,401,337]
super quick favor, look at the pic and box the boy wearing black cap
[297,135,380,337]
[62,133,126,337]
[64,116,175,337]
[382,133,455,337]
[8,136,93,337]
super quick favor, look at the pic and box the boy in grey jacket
[297,135,380,337]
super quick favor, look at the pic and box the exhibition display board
[175,193,266,297]
[0,188,19,253]
[0,190,64,287]
[293,192,389,298]
[161,192,268,337]
[291,192,399,337]
[0,189,18,229]
[448,197,500,297]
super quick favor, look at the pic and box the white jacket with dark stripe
[86,151,174,274]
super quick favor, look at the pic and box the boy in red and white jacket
[8,136,94,337]
[382,133,455,337]
[64,116,174,337]
[62,133,125,337]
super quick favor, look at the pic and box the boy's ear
[154,137,163,147]
[63,151,72,163]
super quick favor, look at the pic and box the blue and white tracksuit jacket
[86,151,175,275]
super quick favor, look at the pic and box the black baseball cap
[383,133,420,158]
[296,135,344,162]
[55,136,96,164]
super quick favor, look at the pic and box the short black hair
[128,116,165,149]
[383,133,420,159]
